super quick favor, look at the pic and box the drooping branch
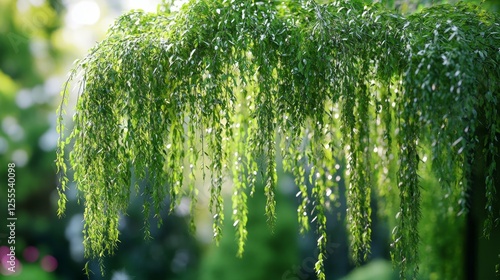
[57,0,499,278]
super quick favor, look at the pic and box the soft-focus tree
[56,0,499,279]
[0,0,69,278]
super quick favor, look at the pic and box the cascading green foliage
[56,0,499,278]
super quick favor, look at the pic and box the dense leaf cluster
[57,0,499,278]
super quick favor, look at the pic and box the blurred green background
[1,0,499,279]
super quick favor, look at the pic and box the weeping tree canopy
[56,0,500,278]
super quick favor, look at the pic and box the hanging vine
[56,0,500,279]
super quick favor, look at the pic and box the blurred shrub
[200,176,299,280]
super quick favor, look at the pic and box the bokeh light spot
[12,149,29,167]
[23,246,39,263]
[41,255,58,272]
[1,247,22,276]
[67,0,100,26]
